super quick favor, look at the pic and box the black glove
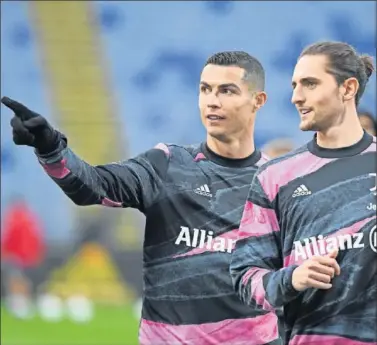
[1,96,61,154]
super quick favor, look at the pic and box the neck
[206,133,255,159]
[316,108,365,149]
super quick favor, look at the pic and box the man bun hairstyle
[360,55,375,79]
[299,41,375,105]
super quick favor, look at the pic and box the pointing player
[2,51,282,344]
[230,41,376,345]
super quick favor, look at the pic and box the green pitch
[1,304,139,345]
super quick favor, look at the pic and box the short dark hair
[299,41,375,105]
[205,51,265,91]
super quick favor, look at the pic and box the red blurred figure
[2,198,45,268]
[1,198,45,318]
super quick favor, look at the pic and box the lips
[207,115,225,120]
[298,108,313,116]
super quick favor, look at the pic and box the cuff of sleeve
[282,265,302,297]
[35,134,67,164]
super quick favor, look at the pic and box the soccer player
[230,41,377,345]
[2,51,282,344]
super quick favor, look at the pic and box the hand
[292,249,341,292]
[1,96,60,154]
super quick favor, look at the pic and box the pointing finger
[2,97,29,112]
[1,97,37,120]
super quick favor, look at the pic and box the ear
[341,77,359,102]
[253,91,267,110]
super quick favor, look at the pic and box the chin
[206,124,223,134]
[299,119,316,132]
[299,123,312,131]
[207,129,228,141]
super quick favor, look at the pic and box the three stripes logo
[292,184,312,198]
[194,184,212,197]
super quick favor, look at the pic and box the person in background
[262,137,295,158]
[1,196,45,318]
[358,110,376,136]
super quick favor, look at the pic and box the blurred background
[1,1,375,344]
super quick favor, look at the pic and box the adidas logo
[194,184,212,197]
[292,184,312,198]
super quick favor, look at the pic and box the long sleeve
[35,137,170,213]
[230,173,302,310]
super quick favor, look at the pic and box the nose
[291,87,305,105]
[206,92,221,109]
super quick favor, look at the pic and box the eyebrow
[200,81,241,91]
[292,77,321,87]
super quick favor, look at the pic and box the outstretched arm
[1,96,169,213]
[37,139,170,212]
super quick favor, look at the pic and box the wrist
[285,265,301,293]
[35,129,61,154]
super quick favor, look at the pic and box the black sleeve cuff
[35,131,68,163]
